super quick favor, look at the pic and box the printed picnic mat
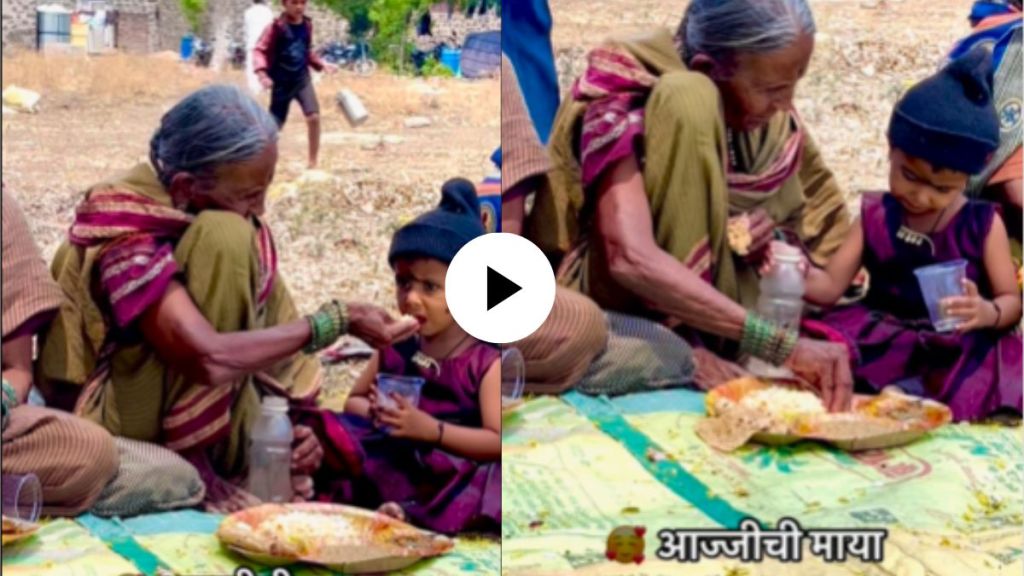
[501,391,1023,575]
[1,509,498,575]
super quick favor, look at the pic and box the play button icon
[487,267,521,310]
[446,233,556,344]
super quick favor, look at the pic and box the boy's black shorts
[269,74,320,126]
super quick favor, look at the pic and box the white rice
[739,387,826,420]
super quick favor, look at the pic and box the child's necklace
[896,203,951,257]
[411,333,474,376]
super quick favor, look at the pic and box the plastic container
[914,259,968,332]
[1,474,41,522]
[757,241,806,332]
[376,374,426,412]
[501,347,525,403]
[337,89,369,127]
[439,47,462,76]
[248,396,293,503]
[180,35,195,61]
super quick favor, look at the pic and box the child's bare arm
[432,359,501,462]
[805,220,865,306]
[981,214,1021,329]
[945,214,1021,332]
[344,352,379,418]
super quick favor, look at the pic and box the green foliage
[180,0,207,34]
[312,0,495,72]
[420,56,454,78]
[315,0,374,37]
[368,0,432,69]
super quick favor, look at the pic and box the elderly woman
[526,0,856,408]
[38,85,416,511]
[2,186,119,516]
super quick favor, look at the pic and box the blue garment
[502,0,559,144]
[969,0,1019,26]
[951,5,1021,67]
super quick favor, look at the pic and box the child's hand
[943,279,998,333]
[377,394,439,443]
[259,74,273,90]
[291,425,324,474]
[758,241,810,277]
[324,63,339,74]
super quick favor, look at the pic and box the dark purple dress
[307,339,501,535]
[821,193,1022,422]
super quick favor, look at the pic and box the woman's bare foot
[377,502,406,522]
[182,448,262,514]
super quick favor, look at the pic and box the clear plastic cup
[1,473,42,522]
[501,347,525,407]
[914,259,968,333]
[375,374,426,412]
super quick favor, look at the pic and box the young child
[253,0,337,169]
[309,178,501,535]
[769,47,1022,422]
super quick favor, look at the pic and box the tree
[207,0,232,72]
[316,0,374,38]
[180,0,207,35]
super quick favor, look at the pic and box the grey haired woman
[38,85,418,512]
[527,0,856,407]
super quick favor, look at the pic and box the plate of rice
[700,377,952,451]
[217,503,453,573]
[1,516,39,546]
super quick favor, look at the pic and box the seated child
[307,178,501,535]
[770,47,1022,422]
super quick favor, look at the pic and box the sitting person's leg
[2,405,118,516]
[513,286,608,395]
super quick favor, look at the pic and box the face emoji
[605,526,646,564]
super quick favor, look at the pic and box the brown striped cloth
[1,187,64,342]
[512,286,609,395]
[576,312,696,396]
[1,405,119,516]
[501,55,551,197]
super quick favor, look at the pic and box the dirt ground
[2,52,498,403]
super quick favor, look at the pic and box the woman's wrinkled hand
[347,304,420,349]
[784,338,854,412]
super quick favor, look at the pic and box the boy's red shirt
[252,15,326,76]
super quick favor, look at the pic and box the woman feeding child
[303,179,501,535]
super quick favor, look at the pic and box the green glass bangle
[304,314,321,353]
[2,379,18,410]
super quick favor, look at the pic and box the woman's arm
[433,359,501,462]
[139,282,408,387]
[596,155,748,340]
[597,156,854,411]
[1,335,35,403]
[803,220,865,307]
[344,352,379,418]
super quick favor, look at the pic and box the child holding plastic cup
[316,178,501,535]
[763,47,1021,422]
